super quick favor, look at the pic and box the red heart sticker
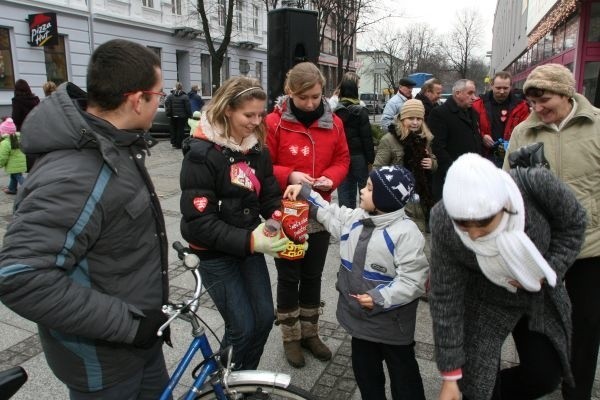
[282,210,309,244]
[193,197,208,212]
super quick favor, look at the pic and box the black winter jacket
[334,100,375,163]
[165,90,191,119]
[180,114,282,259]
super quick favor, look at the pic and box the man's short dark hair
[492,71,512,85]
[87,39,161,110]
[422,78,442,93]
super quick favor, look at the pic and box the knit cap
[523,63,575,98]
[443,153,507,220]
[0,118,16,136]
[370,165,415,212]
[400,99,425,120]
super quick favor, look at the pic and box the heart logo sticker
[193,197,208,212]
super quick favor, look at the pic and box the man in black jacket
[415,77,443,120]
[165,82,192,149]
[428,79,482,201]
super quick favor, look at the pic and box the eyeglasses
[123,90,167,102]
[452,208,515,229]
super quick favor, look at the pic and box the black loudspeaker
[267,8,319,112]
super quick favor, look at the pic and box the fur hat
[400,99,425,120]
[443,153,507,220]
[0,118,16,136]
[370,165,415,212]
[523,63,575,98]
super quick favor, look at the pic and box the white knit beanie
[443,153,507,220]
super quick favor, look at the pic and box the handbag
[507,142,549,169]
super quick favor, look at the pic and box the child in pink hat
[0,117,26,194]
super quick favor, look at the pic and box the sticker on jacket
[230,162,257,192]
[193,197,208,212]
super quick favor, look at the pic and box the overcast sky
[359,0,498,56]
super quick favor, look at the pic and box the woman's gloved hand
[251,223,289,258]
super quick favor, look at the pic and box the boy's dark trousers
[351,337,425,400]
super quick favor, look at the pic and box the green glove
[251,223,289,258]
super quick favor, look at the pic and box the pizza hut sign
[27,13,59,47]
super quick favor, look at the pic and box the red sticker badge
[193,197,208,212]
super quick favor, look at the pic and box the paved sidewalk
[0,140,598,399]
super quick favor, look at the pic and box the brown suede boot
[277,308,305,368]
[299,305,332,361]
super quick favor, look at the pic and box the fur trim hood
[192,112,258,152]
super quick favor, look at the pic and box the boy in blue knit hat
[284,164,429,399]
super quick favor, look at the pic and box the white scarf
[452,171,557,293]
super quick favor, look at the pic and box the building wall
[491,0,529,73]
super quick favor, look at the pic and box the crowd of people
[0,38,598,400]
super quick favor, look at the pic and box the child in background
[0,117,26,195]
[284,165,429,400]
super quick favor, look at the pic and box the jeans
[562,257,600,400]
[68,342,169,400]
[351,337,425,400]
[337,154,369,209]
[199,254,274,370]
[274,231,330,309]
[7,173,24,192]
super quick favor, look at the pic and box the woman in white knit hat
[429,153,586,400]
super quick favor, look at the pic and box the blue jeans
[199,254,274,370]
[7,173,24,192]
[337,154,369,209]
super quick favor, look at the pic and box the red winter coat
[472,92,530,141]
[265,97,350,202]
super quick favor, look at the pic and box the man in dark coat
[165,82,192,149]
[414,77,443,120]
[428,79,482,201]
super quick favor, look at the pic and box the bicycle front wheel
[194,383,315,400]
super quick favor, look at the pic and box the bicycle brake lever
[157,306,182,337]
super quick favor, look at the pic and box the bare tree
[444,8,482,78]
[368,27,404,92]
[195,0,235,91]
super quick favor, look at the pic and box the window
[218,0,226,26]
[142,0,154,7]
[148,46,162,63]
[235,0,243,31]
[255,61,262,84]
[252,4,259,34]
[222,56,230,82]
[201,54,212,97]
[239,59,250,76]
[0,28,15,90]
[44,36,68,85]
[172,0,182,15]
[588,3,600,42]
[582,61,600,105]
[543,32,553,59]
[565,15,579,49]
[553,23,565,55]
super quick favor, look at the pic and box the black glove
[132,309,168,349]
[388,123,396,134]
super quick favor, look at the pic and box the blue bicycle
[158,242,315,400]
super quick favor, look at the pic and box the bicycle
[158,242,315,400]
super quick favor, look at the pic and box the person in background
[11,79,39,131]
[333,78,374,208]
[42,81,57,97]
[374,99,437,232]
[180,76,289,371]
[504,63,600,400]
[265,61,350,369]
[428,79,482,201]
[0,39,171,399]
[430,153,586,400]
[472,71,529,167]
[380,77,417,131]
[164,81,191,149]
[0,117,26,195]
[188,84,205,113]
[415,78,443,119]
[327,71,365,110]
[284,165,428,400]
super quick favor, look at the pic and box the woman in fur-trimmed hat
[504,63,600,400]
[430,153,586,400]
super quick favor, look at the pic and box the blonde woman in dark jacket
[374,99,437,231]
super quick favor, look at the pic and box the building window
[142,0,154,7]
[172,0,182,15]
[588,3,600,42]
[239,59,250,76]
[565,15,579,49]
[553,24,565,55]
[255,61,262,84]
[543,32,553,59]
[0,28,15,90]
[201,54,212,96]
[235,0,243,31]
[252,4,259,34]
[148,46,162,63]
[218,0,226,26]
[222,56,230,82]
[44,36,68,85]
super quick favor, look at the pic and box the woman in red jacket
[265,62,350,368]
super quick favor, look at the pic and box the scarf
[452,170,557,293]
[290,99,325,128]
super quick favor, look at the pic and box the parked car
[359,93,385,114]
[150,104,191,136]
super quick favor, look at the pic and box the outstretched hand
[284,184,302,200]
